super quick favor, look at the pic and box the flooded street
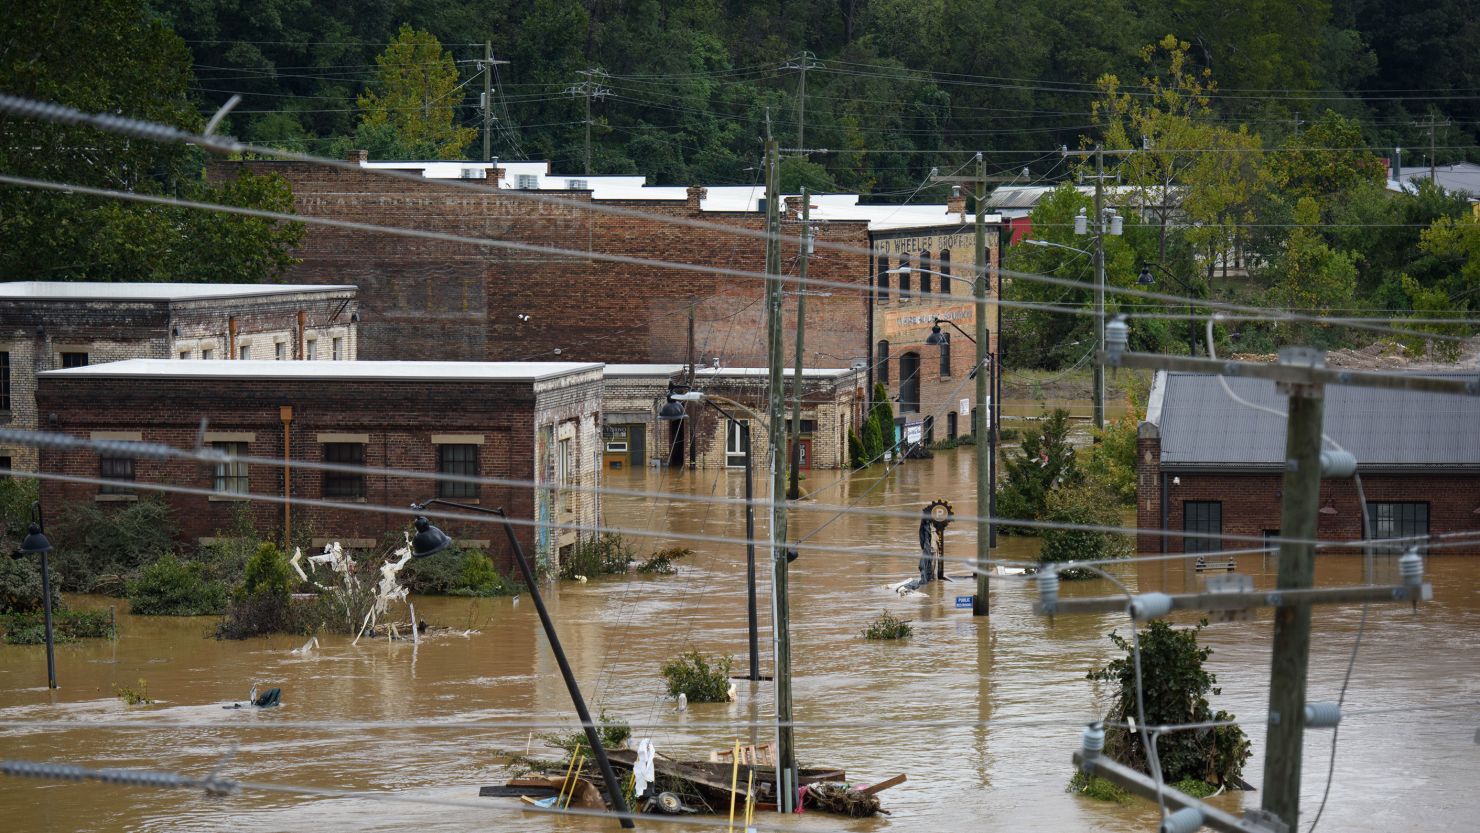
[1,446,1476,832]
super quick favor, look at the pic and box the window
[940,250,952,294]
[898,352,921,413]
[1183,501,1222,554]
[939,332,952,377]
[876,255,890,303]
[877,340,890,384]
[946,411,958,439]
[275,342,286,361]
[61,352,88,368]
[557,438,574,491]
[201,348,214,360]
[213,442,249,494]
[516,174,539,189]
[0,456,10,475]
[322,443,365,498]
[305,339,317,360]
[100,455,135,495]
[567,179,588,189]
[923,415,935,446]
[332,337,343,360]
[899,254,912,300]
[919,251,932,295]
[0,351,9,410]
[1366,502,1428,544]
[179,350,191,361]
[726,419,748,468]
[238,344,251,360]
[437,444,479,499]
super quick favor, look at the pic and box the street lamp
[407,500,634,829]
[886,264,999,610]
[1138,262,1200,356]
[16,502,56,689]
[658,388,761,683]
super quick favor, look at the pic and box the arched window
[899,352,921,412]
[899,253,912,300]
[877,340,890,384]
[940,250,952,295]
[919,250,932,295]
[876,254,890,304]
[939,332,951,377]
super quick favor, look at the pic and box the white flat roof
[604,364,686,377]
[697,367,857,379]
[0,282,356,302]
[40,359,602,383]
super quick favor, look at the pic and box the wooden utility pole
[1261,346,1326,828]
[787,188,811,500]
[687,301,697,468]
[763,119,798,813]
[1414,114,1450,182]
[479,44,509,163]
[1092,146,1106,429]
[566,69,610,176]
[783,52,819,151]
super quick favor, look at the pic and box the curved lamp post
[17,503,56,689]
[407,501,634,829]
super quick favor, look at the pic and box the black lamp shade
[410,516,453,558]
[1137,265,1155,286]
[18,523,52,555]
[657,399,687,421]
[925,325,944,346]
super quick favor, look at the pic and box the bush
[1038,482,1134,578]
[399,547,465,595]
[996,408,1077,532]
[660,650,733,703]
[541,710,632,759]
[0,554,61,614]
[215,592,302,640]
[1,609,115,644]
[50,498,178,592]
[863,610,913,640]
[869,382,895,458]
[240,543,294,600]
[451,549,522,596]
[0,477,38,549]
[1068,770,1132,803]
[196,505,271,586]
[1087,620,1251,788]
[127,556,229,616]
[636,547,690,575]
[848,428,869,469]
[116,678,154,705]
[560,533,634,580]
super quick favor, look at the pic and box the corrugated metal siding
[1157,373,1480,469]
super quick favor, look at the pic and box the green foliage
[848,428,870,469]
[0,478,38,550]
[560,533,635,580]
[1079,380,1148,505]
[452,549,522,596]
[115,678,154,705]
[126,556,229,616]
[1087,621,1252,787]
[1,609,115,644]
[355,25,477,159]
[240,543,294,600]
[1173,778,1218,798]
[660,650,733,703]
[862,610,913,640]
[0,555,60,614]
[1039,482,1135,577]
[1068,770,1132,803]
[540,710,632,760]
[636,547,691,575]
[50,498,178,593]
[996,409,1077,531]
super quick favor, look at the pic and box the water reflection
[0,446,1475,832]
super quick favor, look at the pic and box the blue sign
[955,595,974,609]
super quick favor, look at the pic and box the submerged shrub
[660,650,733,703]
[127,556,228,616]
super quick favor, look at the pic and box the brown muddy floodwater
[2,447,1477,833]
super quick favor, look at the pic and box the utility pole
[763,117,798,813]
[1092,146,1106,429]
[687,300,697,468]
[478,44,509,163]
[787,188,812,501]
[930,159,1019,617]
[1414,114,1450,182]
[1261,346,1325,828]
[782,52,820,151]
[566,69,610,176]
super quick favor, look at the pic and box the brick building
[0,282,357,470]
[213,157,875,372]
[1136,371,1480,558]
[35,360,602,570]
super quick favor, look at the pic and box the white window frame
[725,419,748,468]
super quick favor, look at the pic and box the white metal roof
[40,359,602,383]
[604,364,687,377]
[0,282,356,302]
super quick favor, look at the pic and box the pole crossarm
[1072,753,1282,833]
[928,174,1023,185]
[1036,582,1431,617]
[1104,351,1480,396]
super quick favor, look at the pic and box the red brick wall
[34,375,558,571]
[213,162,874,369]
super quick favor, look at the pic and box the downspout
[280,406,293,546]
[297,310,306,359]
[1160,469,1170,589]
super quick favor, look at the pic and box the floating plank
[859,774,907,796]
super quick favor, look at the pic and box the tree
[1038,481,1133,577]
[1268,197,1359,328]
[356,25,477,160]
[1087,620,1251,788]
[996,408,1077,530]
